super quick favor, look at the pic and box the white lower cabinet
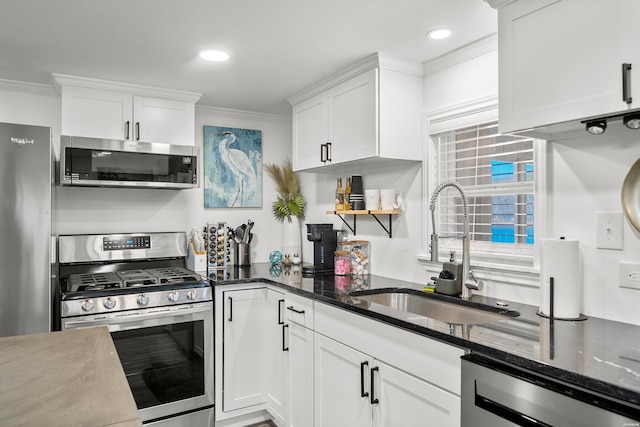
[314,333,460,427]
[287,309,314,427]
[266,289,287,424]
[216,286,462,427]
[221,287,267,413]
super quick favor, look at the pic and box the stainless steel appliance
[461,353,640,426]
[59,232,213,426]
[60,136,199,189]
[0,122,53,337]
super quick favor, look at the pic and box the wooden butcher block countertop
[0,326,140,427]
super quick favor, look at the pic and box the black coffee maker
[302,223,338,276]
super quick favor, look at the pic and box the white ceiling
[0,0,496,115]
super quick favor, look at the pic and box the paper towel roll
[539,238,581,319]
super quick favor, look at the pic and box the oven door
[62,302,213,424]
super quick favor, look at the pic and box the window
[429,120,536,266]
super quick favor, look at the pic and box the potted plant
[264,159,306,222]
[264,159,306,262]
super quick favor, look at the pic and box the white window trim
[418,95,547,288]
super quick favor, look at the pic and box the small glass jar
[334,251,352,276]
[350,240,370,276]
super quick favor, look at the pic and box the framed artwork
[203,126,262,208]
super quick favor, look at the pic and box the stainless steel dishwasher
[461,353,640,426]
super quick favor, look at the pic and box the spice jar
[334,251,352,275]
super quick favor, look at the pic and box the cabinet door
[223,288,267,412]
[499,0,640,134]
[330,68,377,164]
[372,360,460,427]
[288,321,314,427]
[292,92,329,171]
[314,333,371,427]
[60,86,132,140]
[265,290,288,424]
[133,96,195,145]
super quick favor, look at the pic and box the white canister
[380,189,397,210]
[365,189,381,210]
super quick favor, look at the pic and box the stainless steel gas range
[58,232,214,426]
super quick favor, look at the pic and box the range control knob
[137,294,150,306]
[81,299,95,312]
[167,291,180,302]
[186,289,198,301]
[103,297,117,310]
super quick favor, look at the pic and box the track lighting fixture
[624,114,640,129]
[585,120,607,135]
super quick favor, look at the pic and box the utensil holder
[234,243,251,267]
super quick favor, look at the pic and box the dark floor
[242,421,276,427]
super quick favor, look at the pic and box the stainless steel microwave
[59,136,199,189]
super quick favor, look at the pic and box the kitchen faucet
[429,181,482,300]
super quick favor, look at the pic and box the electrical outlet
[596,212,623,250]
[620,262,640,290]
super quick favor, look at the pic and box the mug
[380,189,402,210]
[365,189,381,210]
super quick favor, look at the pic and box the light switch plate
[596,212,623,250]
[620,262,640,290]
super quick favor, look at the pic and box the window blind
[431,121,534,256]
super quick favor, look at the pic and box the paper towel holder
[536,277,588,321]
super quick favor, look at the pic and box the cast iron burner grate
[145,267,201,284]
[68,272,123,291]
[115,269,159,287]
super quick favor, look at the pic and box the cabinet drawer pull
[135,121,141,141]
[320,143,326,163]
[286,305,305,314]
[370,366,379,404]
[623,63,633,104]
[278,299,284,325]
[326,142,332,162]
[228,296,233,321]
[125,121,130,140]
[360,361,369,398]
[282,324,289,351]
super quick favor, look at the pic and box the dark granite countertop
[210,262,640,409]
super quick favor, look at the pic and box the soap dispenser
[436,251,463,296]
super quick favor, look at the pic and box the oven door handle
[63,303,212,331]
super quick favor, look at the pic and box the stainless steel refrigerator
[0,122,53,337]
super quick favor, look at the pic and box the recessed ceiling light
[199,50,230,62]
[426,29,452,40]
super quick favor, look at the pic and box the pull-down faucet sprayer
[429,181,481,299]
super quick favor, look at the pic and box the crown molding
[484,0,516,9]
[423,33,498,77]
[287,52,423,106]
[196,104,291,122]
[0,78,58,97]
[51,73,202,103]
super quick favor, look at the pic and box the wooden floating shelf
[326,210,403,238]
[326,210,402,215]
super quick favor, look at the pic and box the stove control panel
[103,235,151,251]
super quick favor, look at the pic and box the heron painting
[203,126,262,208]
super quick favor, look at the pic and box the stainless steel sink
[349,289,520,325]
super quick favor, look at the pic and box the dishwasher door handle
[474,382,551,427]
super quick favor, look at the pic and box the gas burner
[68,272,123,292]
[115,269,159,287]
[146,267,202,284]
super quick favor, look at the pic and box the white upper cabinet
[289,53,423,172]
[53,74,201,145]
[491,0,640,139]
